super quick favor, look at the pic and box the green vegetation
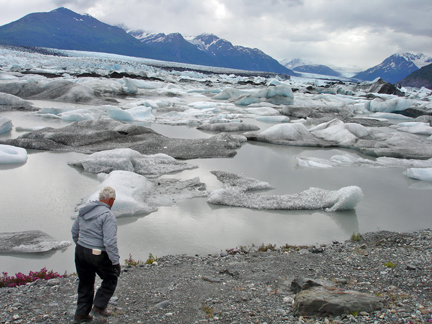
[201,303,215,318]
[351,233,362,242]
[146,253,158,265]
[383,261,396,268]
[124,253,142,266]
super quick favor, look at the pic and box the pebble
[0,229,431,323]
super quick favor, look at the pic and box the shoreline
[1,228,431,323]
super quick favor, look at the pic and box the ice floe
[207,186,363,212]
[68,148,197,177]
[0,116,12,134]
[74,170,207,218]
[0,144,27,164]
[0,230,71,253]
[404,168,432,181]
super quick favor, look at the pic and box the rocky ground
[1,229,431,324]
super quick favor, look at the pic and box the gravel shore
[1,229,431,324]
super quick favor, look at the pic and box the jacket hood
[78,201,111,220]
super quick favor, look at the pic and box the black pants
[74,244,118,316]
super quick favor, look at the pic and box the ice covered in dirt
[197,122,259,132]
[210,171,273,191]
[207,186,363,212]
[297,154,432,168]
[68,148,197,177]
[0,230,71,253]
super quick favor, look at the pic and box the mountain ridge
[0,7,295,75]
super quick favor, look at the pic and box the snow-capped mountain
[353,53,432,84]
[280,58,312,70]
[0,8,295,75]
[128,31,296,75]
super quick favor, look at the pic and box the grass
[383,261,396,268]
[201,303,215,318]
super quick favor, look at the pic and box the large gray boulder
[0,118,244,159]
[293,286,384,317]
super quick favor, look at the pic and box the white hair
[99,186,116,201]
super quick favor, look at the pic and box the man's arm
[102,212,120,265]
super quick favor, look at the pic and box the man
[71,186,121,322]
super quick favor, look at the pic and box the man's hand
[113,264,121,277]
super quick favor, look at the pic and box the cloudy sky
[0,0,431,70]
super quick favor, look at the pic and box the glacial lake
[1,104,432,275]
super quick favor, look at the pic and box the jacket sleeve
[71,217,80,243]
[102,211,120,265]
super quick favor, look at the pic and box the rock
[292,286,384,317]
[291,278,327,294]
[0,118,244,159]
[153,300,170,309]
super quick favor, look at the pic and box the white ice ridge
[207,186,363,212]
[404,168,432,182]
[68,148,197,177]
[0,144,28,164]
[297,153,432,168]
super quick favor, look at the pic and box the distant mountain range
[0,7,295,75]
[398,63,432,89]
[352,53,432,84]
[281,53,432,87]
[0,7,430,88]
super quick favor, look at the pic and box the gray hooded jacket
[71,201,119,265]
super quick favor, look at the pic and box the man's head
[99,186,116,207]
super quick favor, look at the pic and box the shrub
[124,253,142,266]
[351,233,362,242]
[146,253,157,265]
[0,268,62,288]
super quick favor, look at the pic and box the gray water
[1,109,432,276]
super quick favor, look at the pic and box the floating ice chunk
[15,126,47,132]
[74,170,206,218]
[297,153,432,168]
[404,168,432,181]
[207,186,363,212]
[68,148,197,177]
[188,101,220,110]
[213,88,245,100]
[0,92,33,109]
[123,77,160,90]
[393,122,432,135]
[369,112,413,120]
[58,109,100,121]
[256,116,290,123]
[367,97,411,113]
[0,230,71,253]
[310,119,369,146]
[197,122,259,132]
[210,170,273,191]
[106,106,155,122]
[0,117,12,134]
[245,107,281,116]
[0,144,28,164]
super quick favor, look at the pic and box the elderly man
[71,186,121,322]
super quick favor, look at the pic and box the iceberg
[366,97,411,113]
[197,122,259,132]
[309,119,369,146]
[0,144,28,164]
[0,230,71,253]
[393,122,432,136]
[0,116,12,134]
[106,106,155,122]
[74,170,207,218]
[207,186,363,212]
[0,92,34,110]
[68,148,197,177]
[210,171,273,191]
[297,154,432,168]
[404,168,432,181]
